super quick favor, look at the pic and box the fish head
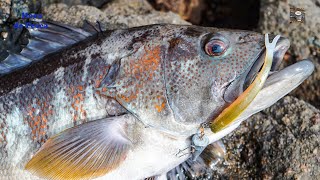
[163,26,311,127]
[108,25,313,134]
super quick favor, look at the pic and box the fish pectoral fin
[25,115,133,179]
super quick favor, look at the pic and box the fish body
[0,23,314,179]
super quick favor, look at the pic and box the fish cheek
[168,85,218,125]
[108,43,175,130]
[164,38,219,125]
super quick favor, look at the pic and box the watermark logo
[290,6,305,23]
[14,12,48,29]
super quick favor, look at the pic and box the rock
[81,0,111,8]
[43,3,114,28]
[0,0,42,24]
[149,0,260,29]
[258,0,319,59]
[43,0,189,29]
[0,0,11,25]
[43,0,112,8]
[101,0,190,27]
[258,0,320,109]
[213,96,320,179]
[149,0,206,24]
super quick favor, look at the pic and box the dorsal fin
[0,21,100,76]
[25,115,133,179]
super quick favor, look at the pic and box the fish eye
[205,39,228,56]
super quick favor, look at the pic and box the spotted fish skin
[100,26,265,135]
[0,24,266,179]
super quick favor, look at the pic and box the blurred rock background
[1,0,319,179]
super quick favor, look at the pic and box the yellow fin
[25,117,132,179]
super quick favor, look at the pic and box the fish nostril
[238,36,245,43]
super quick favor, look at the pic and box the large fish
[0,21,314,179]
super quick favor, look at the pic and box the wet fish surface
[0,22,314,179]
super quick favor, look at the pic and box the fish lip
[227,59,314,128]
[223,37,290,103]
[264,59,314,88]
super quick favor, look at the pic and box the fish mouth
[224,36,291,103]
[230,60,314,126]
[243,36,291,91]
[223,35,314,125]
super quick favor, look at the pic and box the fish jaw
[206,32,314,135]
[200,60,315,147]
[232,59,314,124]
[209,32,314,131]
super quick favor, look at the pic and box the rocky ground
[43,0,189,28]
[1,0,319,179]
